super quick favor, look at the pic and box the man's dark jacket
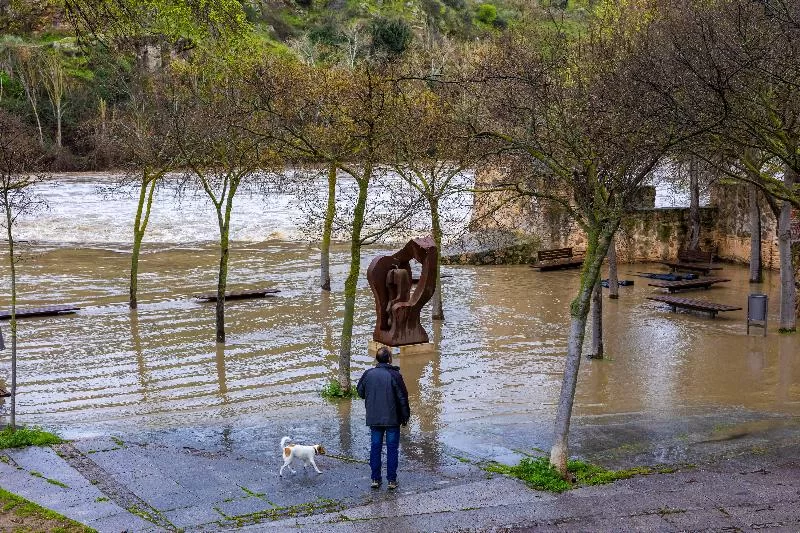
[357,363,410,427]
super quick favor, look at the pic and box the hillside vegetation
[0,0,591,170]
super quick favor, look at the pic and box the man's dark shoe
[370,479,381,489]
[387,481,398,490]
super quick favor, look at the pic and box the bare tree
[653,0,800,330]
[111,74,181,309]
[474,19,701,474]
[2,45,44,146]
[0,110,46,430]
[174,64,269,343]
[39,48,67,149]
[386,70,492,321]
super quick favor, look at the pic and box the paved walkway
[2,420,800,532]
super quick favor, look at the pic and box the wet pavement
[2,411,800,532]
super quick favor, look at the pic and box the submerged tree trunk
[688,159,701,251]
[777,172,797,331]
[320,163,337,291]
[607,235,619,299]
[338,169,370,391]
[430,197,444,321]
[550,220,617,475]
[215,191,236,343]
[129,175,157,309]
[4,199,17,429]
[590,279,603,359]
[749,184,763,284]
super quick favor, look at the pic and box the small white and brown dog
[279,436,326,476]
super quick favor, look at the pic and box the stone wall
[707,183,780,269]
[459,167,798,271]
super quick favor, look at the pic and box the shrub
[321,380,359,399]
[475,3,498,25]
[371,17,413,57]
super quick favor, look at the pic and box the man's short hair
[376,347,392,363]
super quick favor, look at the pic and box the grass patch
[484,456,656,493]
[320,381,359,399]
[30,471,70,489]
[0,487,95,532]
[0,426,63,449]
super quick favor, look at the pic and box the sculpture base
[368,340,436,356]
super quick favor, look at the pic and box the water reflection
[216,343,228,401]
[1,240,799,443]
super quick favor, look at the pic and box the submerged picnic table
[647,277,730,293]
[658,249,723,275]
[194,288,280,302]
[0,305,81,320]
[531,247,585,271]
[647,295,742,318]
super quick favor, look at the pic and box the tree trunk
[607,235,619,299]
[320,163,336,291]
[778,172,797,331]
[550,221,617,475]
[430,197,444,321]
[4,198,17,430]
[688,159,701,250]
[590,279,603,359]
[129,176,157,309]
[55,101,62,148]
[338,172,370,391]
[749,184,763,284]
[215,196,234,342]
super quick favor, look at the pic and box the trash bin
[747,294,768,336]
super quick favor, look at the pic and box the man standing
[357,347,410,490]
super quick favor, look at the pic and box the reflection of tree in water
[130,309,151,401]
[215,342,228,401]
[398,321,443,468]
[777,335,794,405]
[320,291,336,373]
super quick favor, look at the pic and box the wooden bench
[647,295,741,318]
[659,248,722,274]
[194,288,280,302]
[647,277,730,293]
[0,305,81,320]
[531,247,585,271]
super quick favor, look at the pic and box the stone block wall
[464,166,797,270]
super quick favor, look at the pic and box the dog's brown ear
[317,445,326,455]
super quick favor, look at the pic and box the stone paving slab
[5,425,800,532]
[0,446,151,532]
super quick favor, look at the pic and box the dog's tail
[280,436,292,450]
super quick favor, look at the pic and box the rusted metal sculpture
[367,236,438,346]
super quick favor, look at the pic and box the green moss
[320,380,359,399]
[0,487,95,532]
[484,456,656,493]
[30,471,70,488]
[218,498,342,527]
[0,426,63,449]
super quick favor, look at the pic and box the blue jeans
[370,426,400,483]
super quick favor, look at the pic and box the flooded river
[1,176,799,458]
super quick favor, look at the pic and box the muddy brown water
[0,176,798,461]
[1,242,798,442]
